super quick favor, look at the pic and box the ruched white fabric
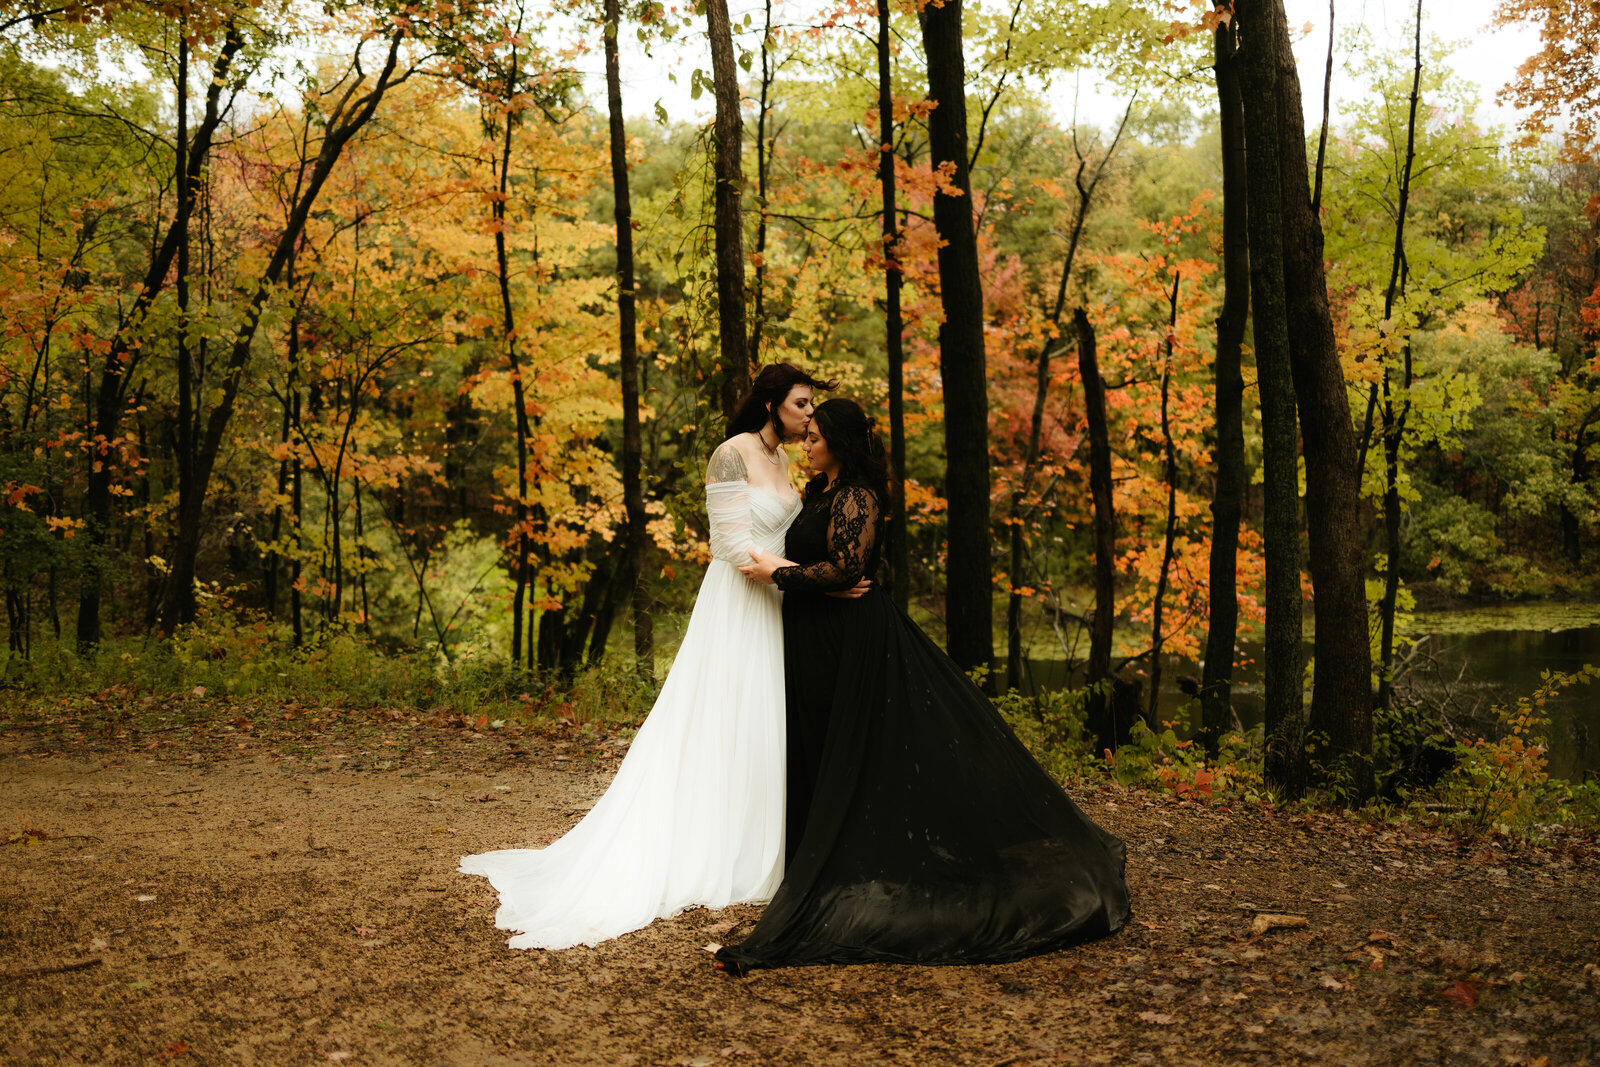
[458,476,802,950]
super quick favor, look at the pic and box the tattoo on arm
[707,441,748,483]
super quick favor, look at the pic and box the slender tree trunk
[1564,415,1596,565]
[1312,0,1334,214]
[1076,309,1116,755]
[1261,0,1375,797]
[5,589,23,657]
[562,540,620,669]
[173,27,194,628]
[328,387,350,623]
[605,0,654,678]
[1201,9,1250,753]
[1004,109,1129,692]
[291,382,303,647]
[877,0,910,612]
[1376,0,1424,714]
[267,256,303,621]
[81,25,242,649]
[1148,276,1182,720]
[705,0,749,419]
[749,0,775,365]
[494,47,534,668]
[266,357,293,617]
[354,474,370,630]
[920,0,993,677]
[1237,0,1306,797]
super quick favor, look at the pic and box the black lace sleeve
[773,485,881,593]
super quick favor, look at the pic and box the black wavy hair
[725,362,838,441]
[807,397,892,511]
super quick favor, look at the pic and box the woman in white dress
[458,363,836,949]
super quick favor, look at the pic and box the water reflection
[1023,609,1600,783]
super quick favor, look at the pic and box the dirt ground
[2,700,1598,1066]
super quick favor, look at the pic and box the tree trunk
[159,30,409,635]
[1375,0,1423,716]
[1148,276,1182,720]
[1236,0,1306,797]
[79,25,242,649]
[562,540,621,669]
[291,380,303,647]
[537,602,566,673]
[1076,309,1116,756]
[173,27,194,628]
[605,0,654,678]
[877,0,910,612]
[494,46,535,669]
[1565,414,1597,565]
[749,0,775,366]
[1201,8,1249,754]
[1003,106,1129,693]
[265,306,296,618]
[920,0,993,678]
[1267,0,1375,797]
[705,0,749,420]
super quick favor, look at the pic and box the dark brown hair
[725,362,838,440]
[808,397,891,511]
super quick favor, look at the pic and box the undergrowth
[997,671,1600,839]
[0,610,658,725]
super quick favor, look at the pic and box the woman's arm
[761,486,880,594]
[704,440,756,565]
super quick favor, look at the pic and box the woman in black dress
[716,398,1130,971]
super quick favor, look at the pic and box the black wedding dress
[716,478,1130,970]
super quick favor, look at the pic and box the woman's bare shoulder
[707,437,753,483]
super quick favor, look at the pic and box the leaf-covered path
[2,709,1597,1065]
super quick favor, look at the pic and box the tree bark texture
[878,0,909,612]
[606,0,654,677]
[705,0,750,421]
[1236,0,1307,797]
[1148,276,1182,721]
[1258,0,1375,797]
[1076,309,1116,755]
[173,28,194,627]
[920,0,994,677]
[1201,9,1250,753]
[495,47,534,669]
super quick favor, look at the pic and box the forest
[2,0,1599,817]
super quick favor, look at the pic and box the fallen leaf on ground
[1251,913,1309,935]
[1441,979,1479,1009]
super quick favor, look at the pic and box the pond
[1023,602,1600,783]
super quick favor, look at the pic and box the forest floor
[2,693,1598,1066]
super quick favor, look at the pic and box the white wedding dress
[459,447,802,949]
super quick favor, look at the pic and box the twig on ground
[3,957,103,980]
